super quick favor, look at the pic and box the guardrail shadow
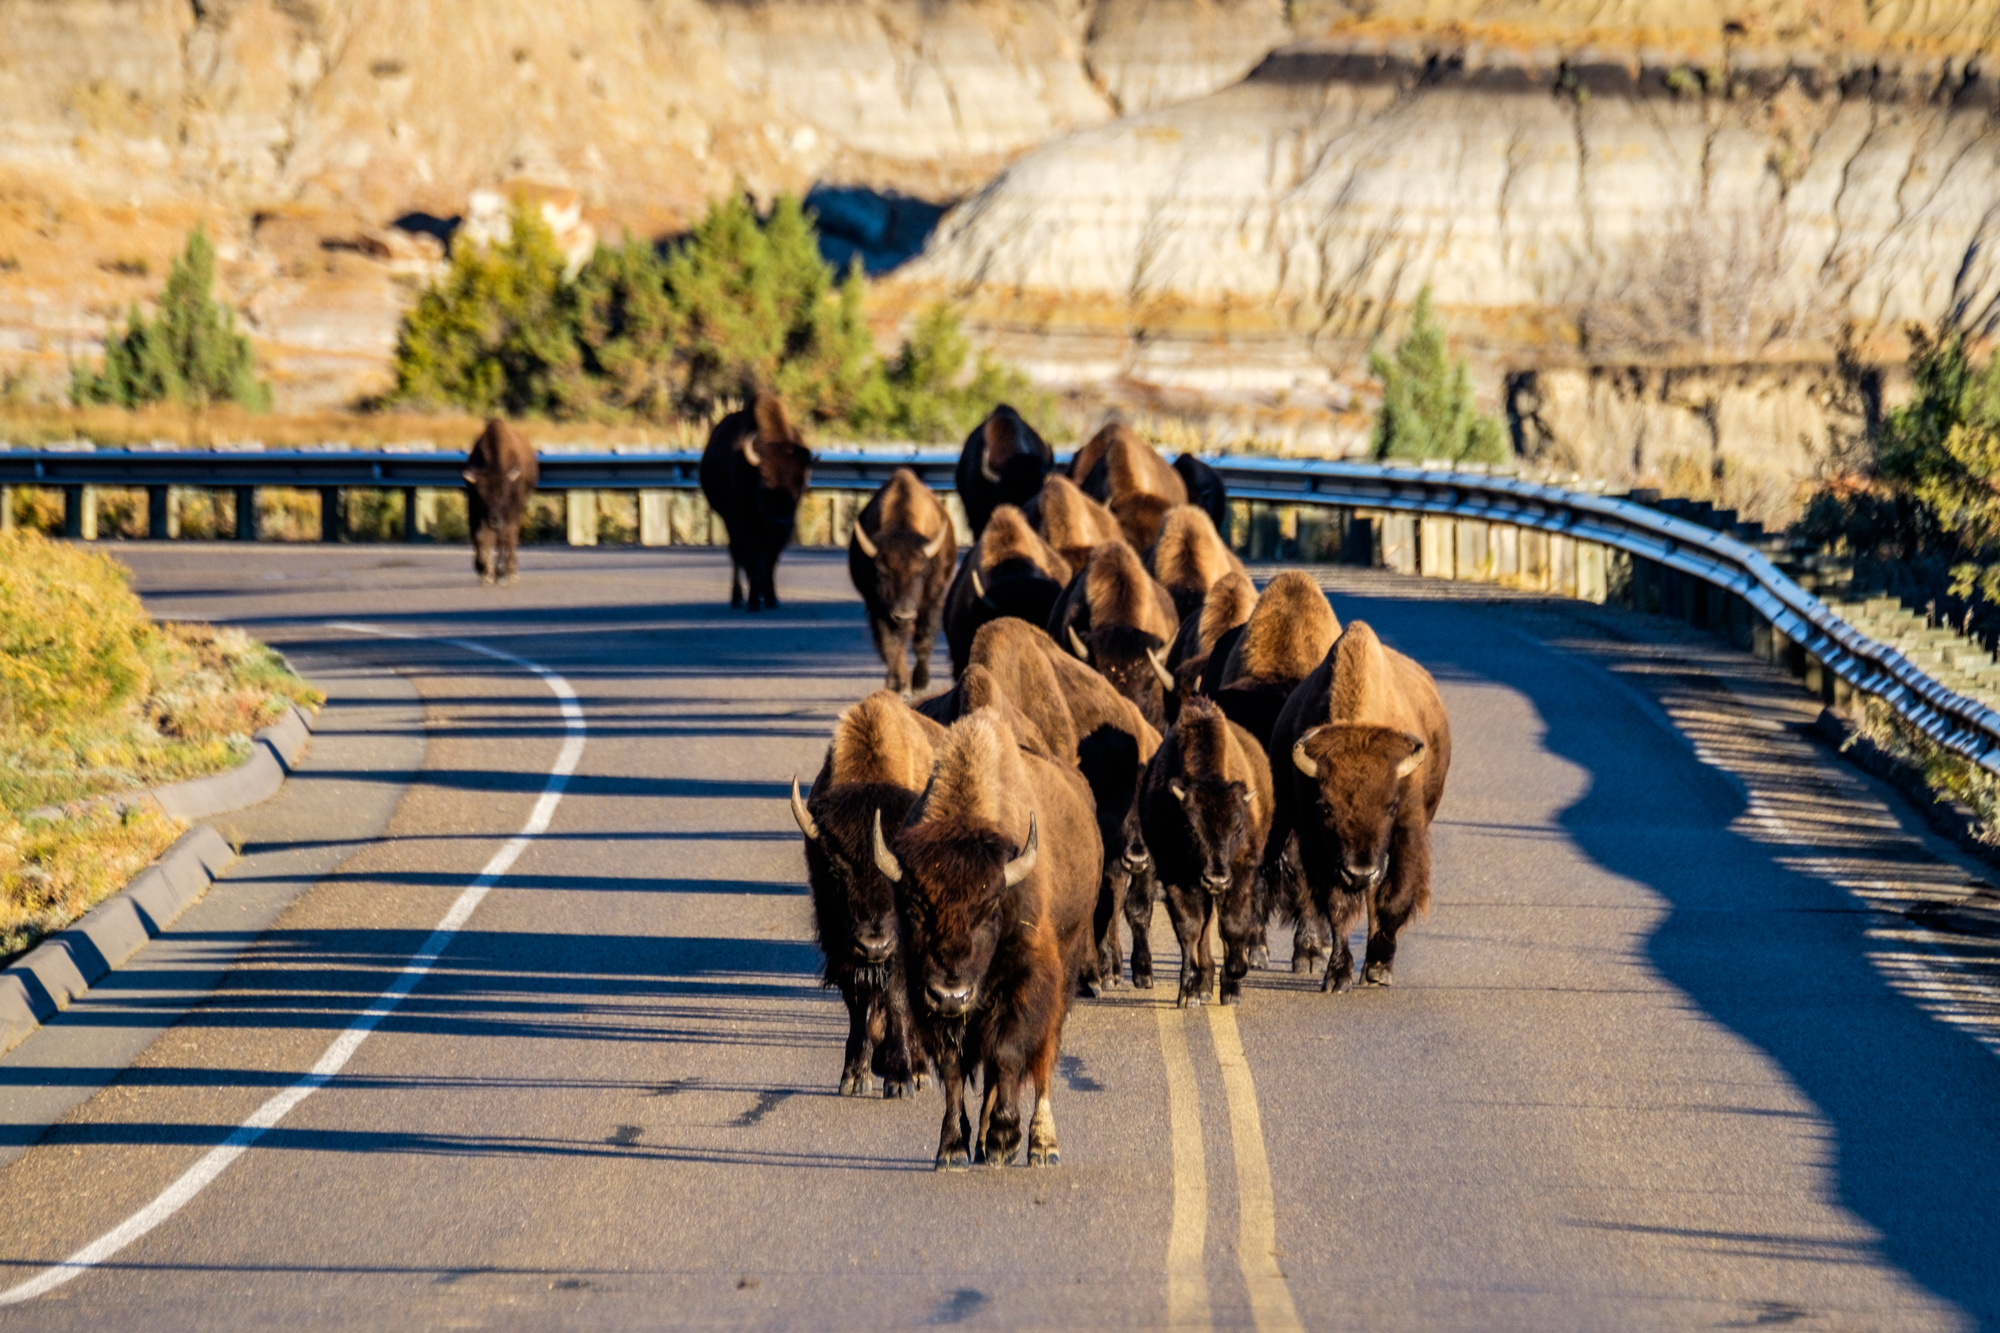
[1340,585,2000,1327]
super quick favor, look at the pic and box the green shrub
[0,531,152,736]
[854,304,1049,441]
[1369,286,1508,465]
[70,226,271,412]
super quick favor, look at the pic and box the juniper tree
[71,226,270,411]
[1368,286,1507,465]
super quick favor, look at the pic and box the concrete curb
[0,704,317,1056]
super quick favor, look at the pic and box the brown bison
[1027,473,1123,572]
[941,505,1072,677]
[462,419,539,585]
[1140,696,1273,1006]
[1150,504,1247,624]
[1209,570,1340,749]
[880,707,1101,1168]
[956,405,1053,538]
[792,692,946,1097]
[1048,541,1180,730]
[1072,423,1188,551]
[1166,570,1257,716]
[850,469,957,693]
[1172,453,1229,530]
[1269,620,1451,990]
[699,392,813,611]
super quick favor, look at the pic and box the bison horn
[1002,814,1039,888]
[1292,739,1319,778]
[741,437,763,468]
[1066,625,1090,661]
[970,568,986,599]
[871,809,904,883]
[921,529,948,560]
[461,468,479,485]
[1146,645,1173,691]
[980,455,1002,485]
[852,524,878,558]
[789,775,819,841]
[1394,741,1427,781]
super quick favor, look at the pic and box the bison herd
[705,399,1458,1171]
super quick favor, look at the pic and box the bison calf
[850,469,956,693]
[1140,697,1273,1006]
[463,419,539,585]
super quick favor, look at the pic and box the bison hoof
[1132,973,1153,990]
[1219,985,1241,1006]
[1291,951,1321,975]
[1177,992,1205,1009]
[936,1149,972,1171]
[1027,1146,1060,1168]
[882,1077,918,1100]
[1249,944,1271,970]
[915,1072,932,1091]
[1362,961,1393,987]
[1322,966,1354,994]
[839,1072,872,1097]
[1077,976,1102,999]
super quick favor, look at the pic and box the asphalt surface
[0,541,1995,1331]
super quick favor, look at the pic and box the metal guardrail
[7,444,1999,774]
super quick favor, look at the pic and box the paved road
[1,542,1997,1330]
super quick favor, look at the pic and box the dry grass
[0,403,719,451]
[0,531,322,960]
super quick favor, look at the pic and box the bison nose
[854,936,894,964]
[1123,847,1151,872]
[890,609,917,626]
[1345,862,1385,889]
[926,982,973,1015]
[1200,872,1230,896]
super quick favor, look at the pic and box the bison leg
[1124,867,1157,989]
[1165,884,1212,1007]
[979,1063,1028,1169]
[1364,822,1431,986]
[497,521,522,584]
[934,1042,973,1170]
[838,985,874,1097]
[473,526,498,584]
[754,545,781,611]
[1319,889,1364,993]
[871,616,913,694]
[1026,1036,1061,1167]
[1216,867,1261,1006]
[1087,863,1129,996]
[875,973,922,1098]
[910,600,944,692]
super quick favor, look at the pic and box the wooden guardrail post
[639,490,671,546]
[63,485,95,540]
[566,490,598,546]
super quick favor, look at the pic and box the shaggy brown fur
[829,691,949,791]
[1197,572,1257,658]
[977,505,1072,583]
[1266,619,1452,990]
[958,664,1062,761]
[875,468,950,539]
[1221,571,1339,688]
[1150,505,1246,619]
[1036,475,1123,569]
[1110,491,1177,552]
[1083,541,1179,644]
[1103,428,1187,504]
[965,625,1082,760]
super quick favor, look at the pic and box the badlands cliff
[9,1,2000,519]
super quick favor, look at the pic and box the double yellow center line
[1156,1004,1306,1332]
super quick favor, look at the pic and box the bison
[462,419,539,585]
[1027,473,1122,573]
[956,405,1053,538]
[850,469,956,693]
[1071,423,1188,552]
[1269,620,1451,991]
[880,707,1101,1168]
[941,505,1072,678]
[1140,696,1273,1006]
[1048,541,1180,731]
[1150,503,1247,624]
[1165,570,1257,718]
[1209,570,1340,750]
[791,692,945,1097]
[699,391,813,612]
[1172,453,1229,530]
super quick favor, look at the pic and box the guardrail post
[1491,524,1519,582]
[639,490,670,546]
[1551,534,1577,596]
[1577,541,1608,604]
[1381,515,1417,575]
[146,486,169,540]
[402,487,424,542]
[234,487,258,541]
[1420,516,1454,578]
[319,488,343,542]
[1519,528,1547,589]
[566,490,598,546]
[63,485,96,540]
[1,485,14,532]
[1454,519,1491,581]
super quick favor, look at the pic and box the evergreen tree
[857,303,1045,440]
[71,226,270,411]
[1368,286,1507,465]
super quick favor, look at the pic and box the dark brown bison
[917,642,1079,766]
[924,617,1160,994]
[462,419,539,585]
[1269,620,1451,990]
[1049,541,1180,731]
[1209,570,1340,749]
[792,692,946,1097]
[1150,503,1247,624]
[1071,423,1188,551]
[1026,473,1122,573]
[699,392,812,611]
[879,707,1101,1168]
[941,505,1072,677]
[956,405,1053,538]
[850,469,956,693]
[1172,453,1228,530]
[1165,570,1257,719]
[1140,696,1273,1006]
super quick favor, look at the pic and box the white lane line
[1207,1005,1305,1333]
[0,626,584,1307]
[1156,1007,1212,1330]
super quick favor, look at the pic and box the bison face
[792,784,903,971]
[856,528,948,626]
[1292,724,1426,889]
[878,812,1037,1019]
[1169,777,1254,895]
[1068,625,1174,729]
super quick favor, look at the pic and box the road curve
[0,543,1993,1331]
